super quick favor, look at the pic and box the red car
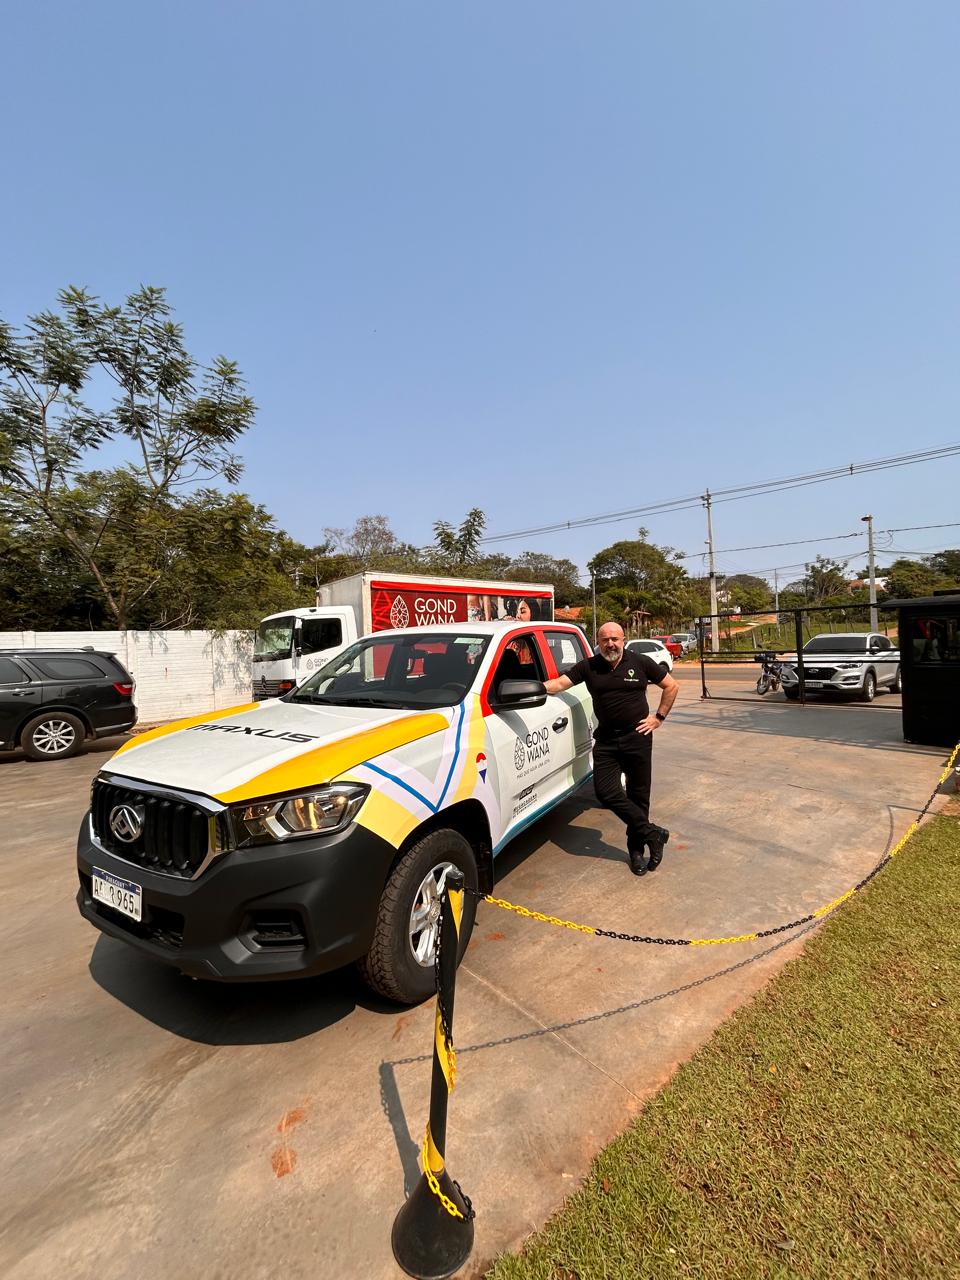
[651,634,682,659]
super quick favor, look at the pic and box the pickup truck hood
[106,699,451,804]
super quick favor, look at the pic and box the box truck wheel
[359,829,478,1005]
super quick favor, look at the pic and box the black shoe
[646,826,669,872]
[628,847,647,876]
[627,833,647,876]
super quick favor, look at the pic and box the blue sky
[2,1,958,587]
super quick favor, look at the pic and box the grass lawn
[486,810,959,1280]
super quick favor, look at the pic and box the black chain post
[392,869,474,1279]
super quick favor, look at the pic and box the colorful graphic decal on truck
[369,580,554,630]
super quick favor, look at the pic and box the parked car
[77,621,595,1003]
[651,634,683,660]
[670,632,697,654]
[780,633,900,702]
[0,648,137,761]
[625,638,674,674]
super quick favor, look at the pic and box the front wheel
[783,687,800,701]
[359,829,478,1005]
[891,666,902,694]
[658,662,670,677]
[756,673,770,695]
[859,672,877,703]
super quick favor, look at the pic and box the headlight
[233,783,369,846]
[836,662,861,669]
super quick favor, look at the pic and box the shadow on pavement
[672,700,944,756]
[89,934,364,1045]
[378,921,819,1193]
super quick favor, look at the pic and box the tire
[359,829,478,1005]
[658,662,670,677]
[783,687,800,701]
[859,672,877,703]
[891,666,902,694]
[20,711,86,761]
[756,674,770,695]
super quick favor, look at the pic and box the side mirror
[490,678,547,710]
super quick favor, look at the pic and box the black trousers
[592,729,655,850]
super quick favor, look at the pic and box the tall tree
[0,285,255,627]
[430,507,486,568]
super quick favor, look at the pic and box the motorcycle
[756,651,784,695]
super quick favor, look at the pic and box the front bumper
[77,816,397,981]
[781,667,864,693]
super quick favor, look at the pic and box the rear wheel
[859,672,877,703]
[21,711,85,761]
[891,666,902,694]
[359,829,478,1005]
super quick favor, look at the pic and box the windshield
[254,617,295,661]
[803,635,868,654]
[289,633,490,709]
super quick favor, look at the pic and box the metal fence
[692,603,901,709]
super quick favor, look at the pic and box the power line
[480,442,960,546]
[677,520,960,561]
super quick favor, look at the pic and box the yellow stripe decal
[214,713,449,804]
[112,704,260,756]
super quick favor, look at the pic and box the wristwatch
[655,712,666,723]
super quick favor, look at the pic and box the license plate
[92,867,142,922]
[805,680,823,688]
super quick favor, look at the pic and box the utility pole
[861,513,878,631]
[591,568,597,648]
[774,568,780,615]
[703,490,719,653]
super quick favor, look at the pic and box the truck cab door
[485,634,577,844]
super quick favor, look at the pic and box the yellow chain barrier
[421,1129,468,1220]
[478,741,960,947]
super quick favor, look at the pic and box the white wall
[0,630,254,724]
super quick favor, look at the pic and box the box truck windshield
[254,617,295,661]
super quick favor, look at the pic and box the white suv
[625,638,674,675]
[781,633,900,702]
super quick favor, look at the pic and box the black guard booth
[885,591,960,747]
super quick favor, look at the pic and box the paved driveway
[0,702,948,1279]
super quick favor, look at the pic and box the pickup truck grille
[91,779,212,878]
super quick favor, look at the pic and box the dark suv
[0,649,137,762]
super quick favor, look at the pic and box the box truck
[251,571,554,698]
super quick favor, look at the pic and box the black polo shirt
[565,652,664,732]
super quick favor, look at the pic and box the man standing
[544,622,679,875]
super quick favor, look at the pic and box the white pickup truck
[780,632,901,702]
[77,621,595,1003]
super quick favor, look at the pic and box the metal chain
[434,900,457,1085]
[461,740,959,947]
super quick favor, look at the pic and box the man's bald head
[597,622,625,665]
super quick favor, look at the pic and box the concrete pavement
[0,698,948,1279]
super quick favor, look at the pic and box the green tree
[430,507,486,569]
[721,573,773,615]
[883,558,944,599]
[323,514,420,569]
[589,529,695,628]
[0,285,255,627]
[504,552,586,606]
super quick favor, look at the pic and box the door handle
[11,690,36,697]
[552,716,568,731]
